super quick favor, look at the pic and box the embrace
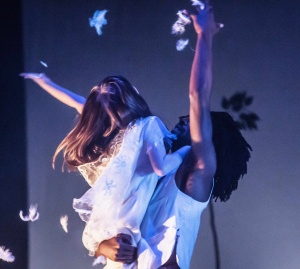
[21,4,251,269]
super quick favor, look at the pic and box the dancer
[94,4,251,269]
[21,75,189,269]
[21,3,251,269]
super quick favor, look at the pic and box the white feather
[171,10,191,35]
[177,10,191,25]
[60,215,68,233]
[89,10,108,36]
[191,0,205,9]
[19,204,39,222]
[40,61,48,67]
[172,21,186,35]
[176,39,189,51]
[0,246,15,263]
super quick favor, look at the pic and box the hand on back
[95,233,137,264]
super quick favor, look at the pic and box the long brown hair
[53,75,151,169]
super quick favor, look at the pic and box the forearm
[35,79,85,113]
[160,145,191,175]
[150,150,182,177]
[189,32,213,105]
[189,32,214,144]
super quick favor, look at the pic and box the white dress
[141,171,213,269]
[73,116,182,268]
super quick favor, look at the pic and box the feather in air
[60,215,68,233]
[0,246,15,263]
[191,0,205,10]
[89,10,108,36]
[176,39,189,51]
[40,61,48,67]
[172,10,191,35]
[19,204,39,222]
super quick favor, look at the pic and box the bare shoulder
[175,151,213,203]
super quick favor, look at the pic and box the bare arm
[20,73,86,114]
[177,6,221,202]
[148,145,190,177]
[146,117,190,176]
[95,234,137,264]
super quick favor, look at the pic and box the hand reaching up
[189,3,223,37]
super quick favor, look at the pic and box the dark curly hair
[171,112,252,202]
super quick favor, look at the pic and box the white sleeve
[144,117,182,176]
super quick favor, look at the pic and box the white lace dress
[73,116,182,268]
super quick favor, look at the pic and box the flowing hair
[53,75,152,169]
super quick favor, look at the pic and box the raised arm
[177,6,220,202]
[20,73,86,114]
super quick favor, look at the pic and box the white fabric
[73,116,181,269]
[140,171,212,269]
[77,130,124,187]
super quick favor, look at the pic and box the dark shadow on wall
[209,91,259,269]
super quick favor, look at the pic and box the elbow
[74,103,84,114]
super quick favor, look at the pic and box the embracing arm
[95,234,137,264]
[180,7,221,202]
[149,145,190,177]
[145,117,190,177]
[20,73,86,114]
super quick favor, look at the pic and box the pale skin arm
[146,118,190,176]
[148,145,190,176]
[20,73,86,114]
[176,6,220,202]
[95,233,137,264]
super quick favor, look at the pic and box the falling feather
[19,204,39,222]
[191,0,205,10]
[176,39,189,51]
[60,215,68,233]
[40,61,48,67]
[0,246,15,263]
[171,10,191,35]
[89,10,108,36]
[172,21,186,35]
[177,10,191,25]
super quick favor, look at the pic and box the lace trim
[77,130,125,186]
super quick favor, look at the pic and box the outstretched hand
[95,233,137,264]
[20,73,50,84]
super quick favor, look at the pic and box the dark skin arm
[176,5,219,202]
